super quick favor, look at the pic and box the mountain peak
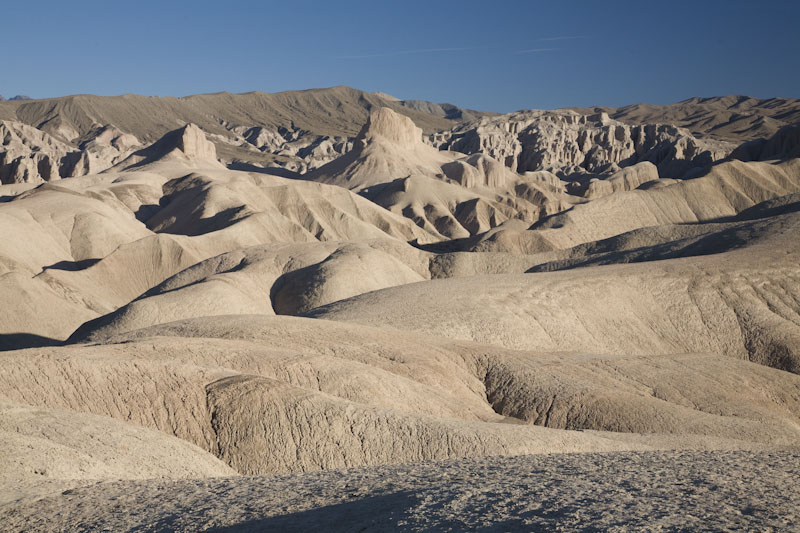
[119,123,220,169]
[357,107,422,147]
[175,123,217,161]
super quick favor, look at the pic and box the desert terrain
[1,88,799,531]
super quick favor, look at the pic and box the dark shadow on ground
[209,492,417,532]
[41,258,101,272]
[0,333,63,351]
[227,161,301,179]
[134,203,161,223]
[208,490,551,532]
[409,237,473,253]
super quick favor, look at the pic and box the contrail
[536,35,588,41]
[336,47,480,59]
[515,47,560,54]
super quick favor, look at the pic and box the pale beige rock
[0,87,461,174]
[0,121,78,183]
[306,107,566,238]
[585,161,660,198]
[0,402,236,482]
[430,109,733,179]
[116,123,222,168]
[68,240,429,340]
[474,158,800,253]
[0,120,140,184]
[1,89,799,532]
[6,314,799,484]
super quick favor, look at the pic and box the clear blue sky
[2,0,798,112]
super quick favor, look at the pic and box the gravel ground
[2,450,798,532]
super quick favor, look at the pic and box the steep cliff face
[237,124,353,172]
[430,110,734,180]
[0,120,88,184]
[0,120,140,184]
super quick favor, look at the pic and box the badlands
[1,88,799,531]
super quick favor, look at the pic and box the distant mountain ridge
[1,87,798,184]
[571,95,800,142]
[0,86,476,171]
[4,88,796,145]
[0,87,463,143]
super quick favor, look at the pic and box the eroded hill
[1,91,799,531]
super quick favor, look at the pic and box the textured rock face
[585,161,660,199]
[305,107,469,191]
[116,123,220,168]
[305,108,566,239]
[0,120,140,184]
[0,120,78,184]
[240,125,353,172]
[177,124,218,162]
[1,402,236,482]
[603,95,800,142]
[0,120,221,185]
[430,110,734,180]
[2,94,800,531]
[441,154,515,189]
[357,106,423,147]
[75,125,141,175]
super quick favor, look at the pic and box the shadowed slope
[305,107,567,239]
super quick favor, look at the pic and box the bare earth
[2,451,797,532]
[1,92,799,530]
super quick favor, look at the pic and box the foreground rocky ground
[2,450,797,532]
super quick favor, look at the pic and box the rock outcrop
[470,158,800,254]
[430,110,733,181]
[0,120,140,184]
[239,125,353,172]
[305,107,449,190]
[0,120,79,184]
[2,89,800,531]
[118,123,220,168]
[598,95,800,142]
[305,107,567,238]
[176,123,218,162]
[584,161,660,199]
